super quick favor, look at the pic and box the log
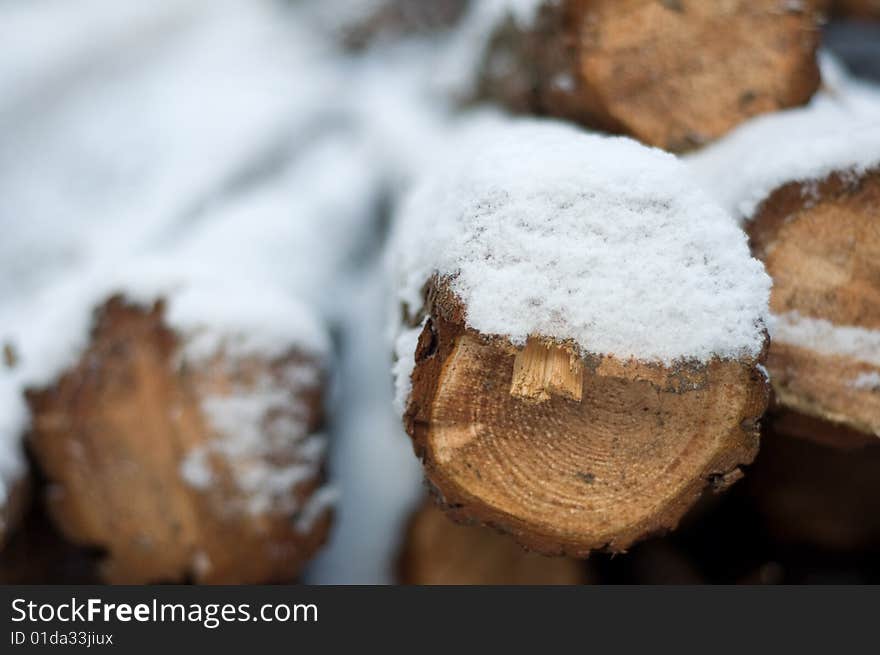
[399,500,586,585]
[746,169,880,439]
[393,123,770,557]
[749,427,880,551]
[27,297,333,583]
[477,0,821,151]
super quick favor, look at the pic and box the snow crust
[392,121,771,377]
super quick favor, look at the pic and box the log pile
[2,0,880,586]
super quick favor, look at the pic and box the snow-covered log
[690,88,880,441]
[27,296,334,583]
[392,122,771,557]
[472,0,821,151]
[398,501,586,585]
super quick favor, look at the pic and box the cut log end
[481,0,820,151]
[748,169,880,439]
[399,500,586,585]
[26,297,332,584]
[403,280,768,557]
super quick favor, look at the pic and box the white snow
[771,313,880,368]
[392,322,426,416]
[392,120,771,379]
[688,53,880,222]
[851,372,880,391]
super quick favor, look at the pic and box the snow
[688,53,880,222]
[393,322,426,416]
[851,372,880,391]
[305,266,423,584]
[391,120,771,384]
[771,313,880,368]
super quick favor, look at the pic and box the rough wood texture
[750,428,880,551]
[479,0,820,151]
[399,500,586,585]
[27,298,332,583]
[402,278,768,557]
[747,169,880,439]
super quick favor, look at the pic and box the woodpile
[2,0,879,586]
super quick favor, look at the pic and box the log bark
[401,278,768,557]
[26,297,332,583]
[398,500,586,585]
[478,0,821,151]
[746,169,880,440]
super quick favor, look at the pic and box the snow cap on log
[394,119,770,372]
[391,120,771,556]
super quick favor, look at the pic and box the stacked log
[392,121,770,557]
[26,297,334,583]
[475,0,820,151]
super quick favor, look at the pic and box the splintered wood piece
[750,428,880,551]
[399,500,586,585]
[478,0,820,151]
[27,297,332,584]
[747,169,880,439]
[403,280,768,557]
